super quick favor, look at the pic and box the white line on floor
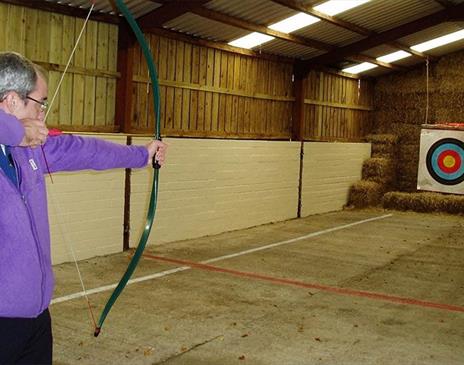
[51,213,393,305]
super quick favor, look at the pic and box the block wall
[48,138,369,264]
[301,142,371,216]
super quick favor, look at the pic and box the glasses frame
[26,96,48,112]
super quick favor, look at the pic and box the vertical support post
[116,22,136,250]
[115,21,136,133]
[123,137,132,251]
[292,62,306,141]
[292,62,306,218]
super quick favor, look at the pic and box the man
[0,52,167,364]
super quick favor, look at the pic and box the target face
[426,138,464,185]
[417,129,464,194]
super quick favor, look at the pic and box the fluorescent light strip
[411,29,464,52]
[376,50,411,63]
[314,0,372,16]
[342,62,377,74]
[269,12,320,33]
[228,32,274,49]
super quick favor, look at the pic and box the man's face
[17,74,48,121]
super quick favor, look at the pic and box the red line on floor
[143,253,464,314]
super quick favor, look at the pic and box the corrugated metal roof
[45,0,161,18]
[33,0,464,76]
[205,0,293,26]
[294,21,364,48]
[339,0,443,33]
[259,38,324,59]
[164,12,245,42]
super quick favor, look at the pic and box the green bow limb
[94,0,162,337]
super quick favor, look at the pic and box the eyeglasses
[26,96,48,112]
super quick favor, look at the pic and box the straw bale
[348,181,385,208]
[362,157,396,186]
[390,124,422,143]
[383,191,464,214]
[396,178,418,193]
[371,142,397,158]
[365,134,398,144]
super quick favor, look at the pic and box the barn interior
[0,0,463,364]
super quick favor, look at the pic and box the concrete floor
[51,209,464,365]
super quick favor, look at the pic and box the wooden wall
[0,3,374,141]
[303,70,374,141]
[131,34,294,138]
[0,3,118,130]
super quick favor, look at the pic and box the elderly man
[0,52,167,364]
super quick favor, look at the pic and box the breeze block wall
[129,138,301,247]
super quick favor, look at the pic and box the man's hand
[19,118,48,147]
[146,140,167,167]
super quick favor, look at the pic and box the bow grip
[152,137,162,169]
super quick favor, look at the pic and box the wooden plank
[189,45,200,131]
[173,40,184,130]
[133,76,295,102]
[0,4,7,50]
[218,51,227,132]
[303,99,373,111]
[7,5,25,54]
[84,20,97,126]
[36,9,50,62]
[181,42,191,132]
[197,47,207,131]
[149,34,160,132]
[95,22,109,126]
[106,25,118,127]
[204,48,213,130]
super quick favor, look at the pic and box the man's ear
[3,93,19,113]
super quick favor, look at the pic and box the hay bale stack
[362,157,396,187]
[348,134,398,208]
[365,134,398,158]
[383,191,464,214]
[348,181,385,208]
[396,143,420,192]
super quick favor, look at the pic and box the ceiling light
[411,29,464,52]
[228,32,275,49]
[376,50,412,63]
[314,0,372,16]
[269,12,320,33]
[342,62,378,74]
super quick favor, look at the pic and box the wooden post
[292,62,306,141]
[115,21,136,133]
[116,22,136,251]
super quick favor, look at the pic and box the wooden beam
[271,0,430,60]
[143,26,294,64]
[304,3,464,69]
[0,0,119,24]
[189,7,334,51]
[139,0,210,28]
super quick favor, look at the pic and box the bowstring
[44,3,98,331]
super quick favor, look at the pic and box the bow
[93,0,162,336]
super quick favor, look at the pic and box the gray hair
[0,52,37,100]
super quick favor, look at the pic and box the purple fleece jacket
[0,110,148,318]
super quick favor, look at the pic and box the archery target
[418,129,464,194]
[426,138,463,185]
